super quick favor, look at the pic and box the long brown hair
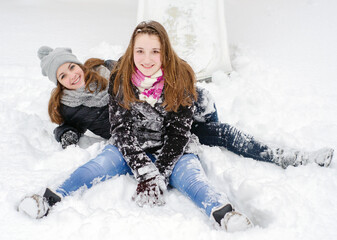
[112,20,197,112]
[48,58,109,124]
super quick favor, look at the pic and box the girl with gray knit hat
[38,46,83,86]
[37,46,113,149]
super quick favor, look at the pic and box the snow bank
[0,1,336,240]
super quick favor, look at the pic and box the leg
[193,87,270,162]
[18,144,131,219]
[192,122,334,168]
[194,86,219,123]
[169,154,229,216]
[192,122,272,162]
[169,154,253,231]
[194,86,270,162]
[265,147,334,168]
[57,144,131,196]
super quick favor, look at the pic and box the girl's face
[56,63,85,90]
[133,34,162,76]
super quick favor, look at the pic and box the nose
[144,52,152,64]
[69,72,76,81]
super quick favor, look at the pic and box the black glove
[132,164,167,207]
[60,130,79,149]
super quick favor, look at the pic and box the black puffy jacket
[53,60,115,142]
[54,104,111,142]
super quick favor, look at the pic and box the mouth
[72,76,80,85]
[141,64,154,69]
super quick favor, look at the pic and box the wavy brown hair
[111,20,197,112]
[48,58,109,124]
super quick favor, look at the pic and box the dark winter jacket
[54,104,111,142]
[53,60,217,149]
[53,60,116,142]
[108,72,195,181]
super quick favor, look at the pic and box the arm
[53,123,81,149]
[155,104,195,182]
[53,123,80,142]
[53,105,94,148]
[104,60,117,71]
[109,96,166,206]
[108,97,155,177]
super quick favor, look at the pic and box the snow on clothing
[105,63,234,215]
[108,70,195,182]
[56,145,228,217]
[54,60,275,165]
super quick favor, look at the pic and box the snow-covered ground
[1,0,337,240]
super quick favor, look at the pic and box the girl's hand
[60,130,79,149]
[132,174,166,207]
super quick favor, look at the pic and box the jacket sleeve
[155,104,194,180]
[104,60,117,72]
[53,105,91,142]
[108,92,156,181]
[53,123,81,142]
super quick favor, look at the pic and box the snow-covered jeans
[192,122,272,162]
[192,104,273,163]
[56,145,227,217]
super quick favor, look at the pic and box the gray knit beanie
[37,46,82,85]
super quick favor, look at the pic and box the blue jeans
[192,101,272,163]
[56,145,226,217]
[192,122,272,162]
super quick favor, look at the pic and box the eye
[153,50,160,54]
[70,64,75,70]
[59,74,65,80]
[136,49,143,54]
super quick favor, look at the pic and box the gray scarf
[61,82,109,108]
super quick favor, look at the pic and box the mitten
[60,130,79,149]
[132,164,167,207]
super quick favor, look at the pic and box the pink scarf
[132,68,164,107]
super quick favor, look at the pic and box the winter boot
[18,188,61,219]
[211,204,253,232]
[270,147,334,168]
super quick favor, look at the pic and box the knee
[170,154,201,186]
[89,145,130,176]
[174,154,200,171]
[100,145,124,165]
[205,105,219,123]
[103,145,123,158]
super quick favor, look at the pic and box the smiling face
[56,62,85,90]
[133,33,162,76]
